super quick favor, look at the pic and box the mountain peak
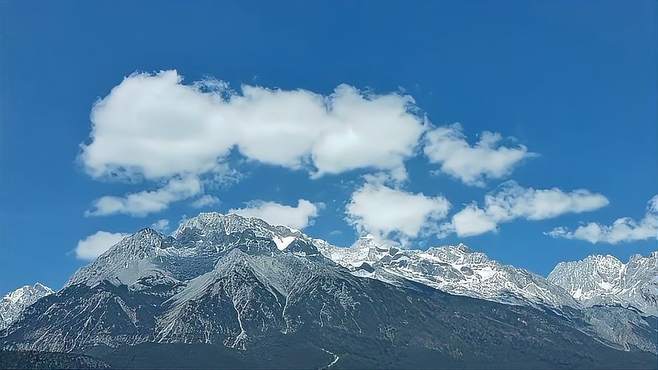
[32,282,51,292]
[548,251,658,315]
[456,242,471,252]
[135,227,161,236]
[584,254,623,265]
[1,282,53,330]
[427,243,472,254]
[67,212,319,288]
[174,212,300,241]
[351,235,391,251]
[3,284,50,304]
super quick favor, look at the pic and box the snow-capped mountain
[4,216,655,369]
[2,213,657,368]
[65,211,656,314]
[548,252,658,316]
[0,283,53,330]
[66,213,311,288]
[317,236,578,308]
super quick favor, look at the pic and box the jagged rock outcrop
[317,237,577,308]
[548,252,658,316]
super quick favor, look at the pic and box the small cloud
[75,231,128,260]
[150,219,170,233]
[439,181,609,238]
[229,199,321,230]
[191,194,221,208]
[547,195,658,244]
[345,181,450,245]
[423,123,535,186]
[448,203,498,237]
[86,176,202,217]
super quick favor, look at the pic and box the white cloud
[423,123,534,186]
[86,176,202,217]
[448,204,499,237]
[482,182,609,221]
[229,199,320,230]
[346,182,451,244]
[191,194,221,208]
[80,70,426,182]
[547,195,658,244]
[150,219,170,233]
[75,231,128,260]
[441,181,609,237]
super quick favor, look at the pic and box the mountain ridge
[548,251,658,316]
[317,237,580,309]
[6,212,657,320]
[2,213,657,369]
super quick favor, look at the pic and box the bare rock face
[66,213,313,289]
[317,238,578,308]
[548,252,658,316]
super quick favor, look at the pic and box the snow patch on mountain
[273,236,296,251]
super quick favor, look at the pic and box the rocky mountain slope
[548,252,658,316]
[1,213,657,369]
[317,236,578,308]
[66,213,307,288]
[0,283,53,331]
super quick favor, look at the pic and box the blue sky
[1,0,656,294]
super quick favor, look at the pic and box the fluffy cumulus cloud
[424,123,535,186]
[75,231,128,260]
[80,70,426,182]
[346,182,450,244]
[86,176,202,217]
[440,181,609,237]
[547,195,658,244]
[446,205,498,238]
[229,199,320,230]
